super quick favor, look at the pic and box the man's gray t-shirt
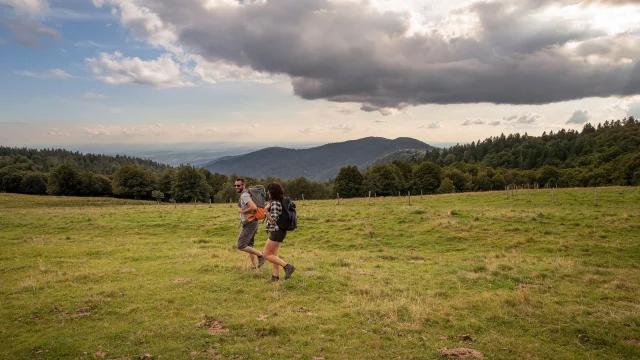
[238,190,253,223]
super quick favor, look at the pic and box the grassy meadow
[1,187,639,359]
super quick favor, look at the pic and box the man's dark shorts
[237,220,258,249]
[268,229,287,243]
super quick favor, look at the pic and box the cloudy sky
[1,0,639,148]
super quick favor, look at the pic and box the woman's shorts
[268,229,287,243]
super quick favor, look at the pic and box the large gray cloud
[100,0,640,111]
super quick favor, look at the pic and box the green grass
[1,187,639,359]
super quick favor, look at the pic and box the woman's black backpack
[276,197,297,231]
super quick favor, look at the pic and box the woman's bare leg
[263,240,287,276]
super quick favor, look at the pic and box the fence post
[594,187,597,206]
[302,194,305,203]
[229,197,232,208]
[527,184,531,203]
[420,190,423,199]
[516,186,519,199]
[337,192,340,205]
[408,191,411,206]
[368,191,371,205]
[552,187,555,204]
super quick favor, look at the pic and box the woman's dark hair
[267,182,284,202]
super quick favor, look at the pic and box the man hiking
[235,178,265,269]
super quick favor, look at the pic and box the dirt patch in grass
[197,316,229,335]
[60,308,91,319]
[457,334,474,343]
[439,347,484,359]
[626,339,640,346]
[172,278,192,284]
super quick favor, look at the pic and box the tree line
[0,158,333,202]
[1,118,638,201]
[334,118,639,197]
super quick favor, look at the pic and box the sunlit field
[1,187,639,359]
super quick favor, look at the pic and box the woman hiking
[263,182,295,282]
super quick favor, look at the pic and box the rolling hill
[202,137,434,181]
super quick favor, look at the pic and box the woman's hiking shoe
[284,264,295,280]
[268,275,279,283]
[257,255,265,268]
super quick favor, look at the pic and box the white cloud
[83,123,169,138]
[607,95,640,118]
[84,126,111,136]
[15,68,77,79]
[201,0,243,11]
[91,0,104,8]
[360,104,399,116]
[566,109,592,124]
[112,1,179,52]
[46,128,69,137]
[190,54,272,84]
[462,118,486,126]
[84,92,107,99]
[330,123,355,132]
[503,113,544,124]
[299,126,324,133]
[419,121,442,129]
[488,120,501,126]
[86,51,193,88]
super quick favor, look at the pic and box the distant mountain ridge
[203,137,434,181]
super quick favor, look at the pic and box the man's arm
[237,200,257,213]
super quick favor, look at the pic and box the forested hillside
[0,147,169,174]
[425,118,639,171]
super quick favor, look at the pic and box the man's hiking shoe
[284,264,295,280]
[268,275,279,283]
[257,255,265,269]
